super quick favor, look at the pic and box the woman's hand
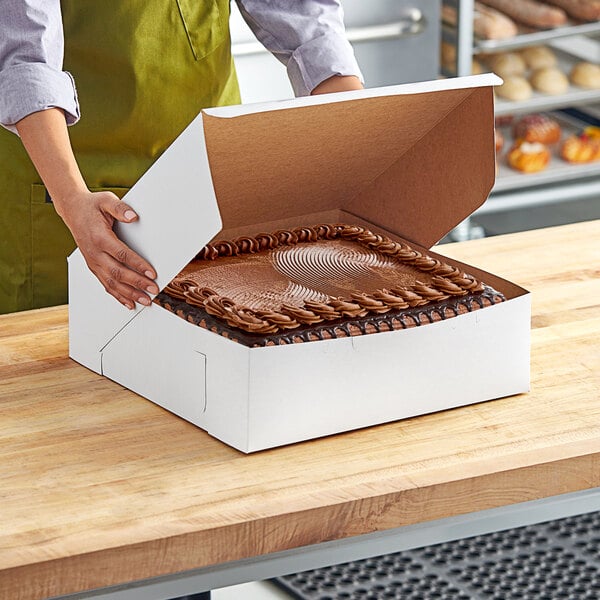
[54,190,158,309]
[16,108,158,309]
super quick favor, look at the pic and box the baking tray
[474,19,600,52]
[494,110,600,193]
[273,511,600,600]
[492,46,600,116]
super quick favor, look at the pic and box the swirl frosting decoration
[160,224,504,340]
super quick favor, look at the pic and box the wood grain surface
[1,221,599,599]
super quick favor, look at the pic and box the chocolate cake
[154,224,505,347]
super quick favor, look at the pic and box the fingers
[107,236,157,282]
[104,246,159,299]
[97,238,159,308]
[99,193,139,225]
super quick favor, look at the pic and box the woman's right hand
[54,189,159,310]
[16,108,158,310]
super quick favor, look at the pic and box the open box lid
[68,74,501,372]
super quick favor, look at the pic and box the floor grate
[272,511,600,599]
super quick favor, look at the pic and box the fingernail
[124,210,137,221]
[138,296,151,306]
[145,270,155,279]
[146,285,158,294]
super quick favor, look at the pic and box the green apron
[0,0,240,313]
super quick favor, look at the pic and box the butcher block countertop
[1,220,599,599]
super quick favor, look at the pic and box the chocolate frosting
[156,224,505,345]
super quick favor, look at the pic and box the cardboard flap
[113,112,222,291]
[202,74,500,247]
[68,112,221,369]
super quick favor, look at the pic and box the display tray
[493,47,600,116]
[494,111,600,193]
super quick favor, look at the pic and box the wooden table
[1,221,599,600]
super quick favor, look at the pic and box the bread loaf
[479,0,567,28]
[488,52,527,77]
[520,46,557,70]
[530,67,569,95]
[443,2,518,39]
[543,0,600,21]
[496,76,533,101]
[570,62,600,89]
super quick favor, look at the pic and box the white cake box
[68,74,530,453]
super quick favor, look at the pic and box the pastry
[488,52,527,78]
[570,62,600,90]
[479,0,567,28]
[155,224,505,347]
[441,45,485,75]
[561,129,600,163]
[496,76,533,101]
[530,67,569,95]
[585,126,600,140]
[495,128,505,154]
[472,59,485,75]
[495,114,514,127]
[512,114,562,144]
[543,0,600,21]
[520,46,557,70]
[508,141,551,173]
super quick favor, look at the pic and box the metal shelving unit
[442,0,600,240]
[474,19,600,52]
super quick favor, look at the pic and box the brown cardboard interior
[203,86,495,249]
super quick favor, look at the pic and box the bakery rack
[441,0,600,240]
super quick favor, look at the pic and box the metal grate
[273,512,600,599]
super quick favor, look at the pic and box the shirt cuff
[0,62,80,134]
[287,30,363,97]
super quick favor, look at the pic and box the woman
[0,0,363,314]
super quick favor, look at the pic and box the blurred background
[230,0,600,243]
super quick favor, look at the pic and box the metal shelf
[494,162,600,193]
[492,39,600,115]
[495,87,600,116]
[474,20,600,53]
[494,111,599,193]
[442,1,600,238]
[479,177,600,215]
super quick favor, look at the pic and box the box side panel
[198,329,251,452]
[202,87,484,245]
[102,306,252,450]
[68,250,137,374]
[348,88,496,248]
[68,113,222,372]
[204,74,501,118]
[101,308,208,425]
[244,295,530,452]
[113,112,222,293]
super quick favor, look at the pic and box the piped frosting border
[159,224,504,337]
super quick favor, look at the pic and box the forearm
[15,108,87,216]
[15,108,157,309]
[311,75,363,95]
